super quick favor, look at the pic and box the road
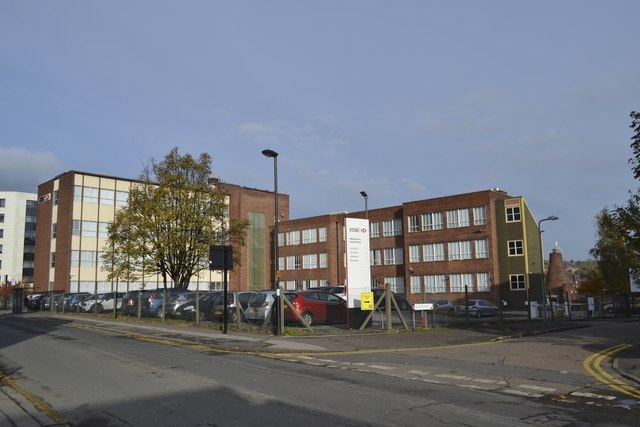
[0,316,637,426]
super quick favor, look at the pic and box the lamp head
[262,149,278,158]
[360,191,368,198]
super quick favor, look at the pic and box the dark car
[120,290,151,317]
[142,288,194,318]
[165,291,198,318]
[283,290,347,326]
[212,291,257,323]
[457,299,499,318]
[62,292,93,312]
[372,289,411,311]
[174,291,221,321]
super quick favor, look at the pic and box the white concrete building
[0,191,37,286]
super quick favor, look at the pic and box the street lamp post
[262,149,282,336]
[360,191,368,219]
[538,215,559,320]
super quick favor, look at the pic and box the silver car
[245,290,278,323]
[457,299,499,318]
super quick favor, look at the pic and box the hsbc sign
[345,218,371,309]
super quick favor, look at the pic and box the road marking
[0,371,69,425]
[583,343,640,399]
[518,384,557,393]
[502,389,544,398]
[368,365,396,370]
[436,374,470,380]
[570,391,617,401]
[472,378,498,384]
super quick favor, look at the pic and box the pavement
[1,311,639,425]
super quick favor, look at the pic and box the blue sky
[1,1,638,261]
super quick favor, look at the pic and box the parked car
[120,290,150,317]
[212,291,257,323]
[371,289,411,311]
[317,286,346,300]
[246,290,280,324]
[165,291,198,318]
[457,299,499,318]
[174,291,221,321]
[142,288,194,318]
[63,292,93,312]
[80,292,124,313]
[284,290,347,326]
[424,299,456,315]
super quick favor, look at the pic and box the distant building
[33,171,286,295]
[0,191,37,286]
[275,189,545,309]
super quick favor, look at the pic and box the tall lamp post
[360,191,368,219]
[538,215,559,320]
[262,149,282,336]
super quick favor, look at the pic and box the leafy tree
[102,148,248,289]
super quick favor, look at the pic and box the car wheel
[156,309,164,319]
[228,311,238,323]
[399,301,409,311]
[493,309,499,317]
[475,310,482,318]
[301,312,313,326]
[198,310,207,322]
[448,308,455,315]
[95,304,103,314]
[605,307,613,314]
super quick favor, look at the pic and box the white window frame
[477,273,490,292]
[319,253,328,268]
[508,240,524,256]
[318,227,327,242]
[409,245,421,263]
[408,215,420,232]
[475,239,489,258]
[473,206,486,225]
[450,273,474,292]
[286,230,301,246]
[384,248,404,265]
[370,222,381,238]
[302,228,317,244]
[510,274,526,290]
[446,208,470,228]
[506,206,521,222]
[383,218,402,237]
[448,241,472,260]
[370,249,382,266]
[425,274,447,293]
[385,276,405,294]
[410,275,422,294]
[421,212,444,231]
[423,243,445,262]
[302,254,317,269]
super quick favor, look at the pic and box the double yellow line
[583,343,640,399]
[0,371,69,425]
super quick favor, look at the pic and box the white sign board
[345,218,371,308]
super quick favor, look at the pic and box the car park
[142,288,194,318]
[424,299,456,315]
[174,291,221,321]
[457,299,499,318]
[283,290,347,326]
[164,291,198,318]
[212,291,257,323]
[120,290,150,317]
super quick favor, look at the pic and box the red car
[284,290,347,326]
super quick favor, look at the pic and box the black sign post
[210,245,233,333]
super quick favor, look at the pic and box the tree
[102,148,248,289]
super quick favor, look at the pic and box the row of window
[409,273,491,294]
[73,186,129,206]
[406,205,487,234]
[278,227,328,246]
[278,253,329,270]
[408,239,489,263]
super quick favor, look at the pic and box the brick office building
[33,171,287,295]
[274,189,545,310]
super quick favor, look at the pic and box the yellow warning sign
[361,291,374,310]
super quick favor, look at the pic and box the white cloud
[0,146,65,193]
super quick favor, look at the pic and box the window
[0,244,3,254]
[51,223,57,238]
[410,275,422,294]
[277,232,285,247]
[506,206,521,222]
[510,274,526,290]
[450,273,474,292]
[317,253,327,268]
[473,206,486,225]
[82,220,98,237]
[54,190,58,205]
[508,240,524,256]
[446,208,470,228]
[385,276,405,294]
[0,229,3,238]
[98,222,109,238]
[302,228,317,244]
[370,222,381,238]
[83,186,99,203]
[0,198,4,207]
[73,186,82,202]
[302,254,317,269]
[423,243,445,262]
[409,245,421,263]
[370,249,382,266]
[287,255,301,270]
[50,252,56,268]
[384,248,403,265]
[477,273,490,292]
[278,257,285,271]
[286,230,301,246]
[475,239,489,258]
[72,220,82,236]
[318,227,327,242]
[408,215,420,232]
[448,241,472,260]
[421,212,444,231]
[383,219,402,236]
[115,191,129,206]
[100,188,115,205]
[425,275,447,293]
[0,214,4,223]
